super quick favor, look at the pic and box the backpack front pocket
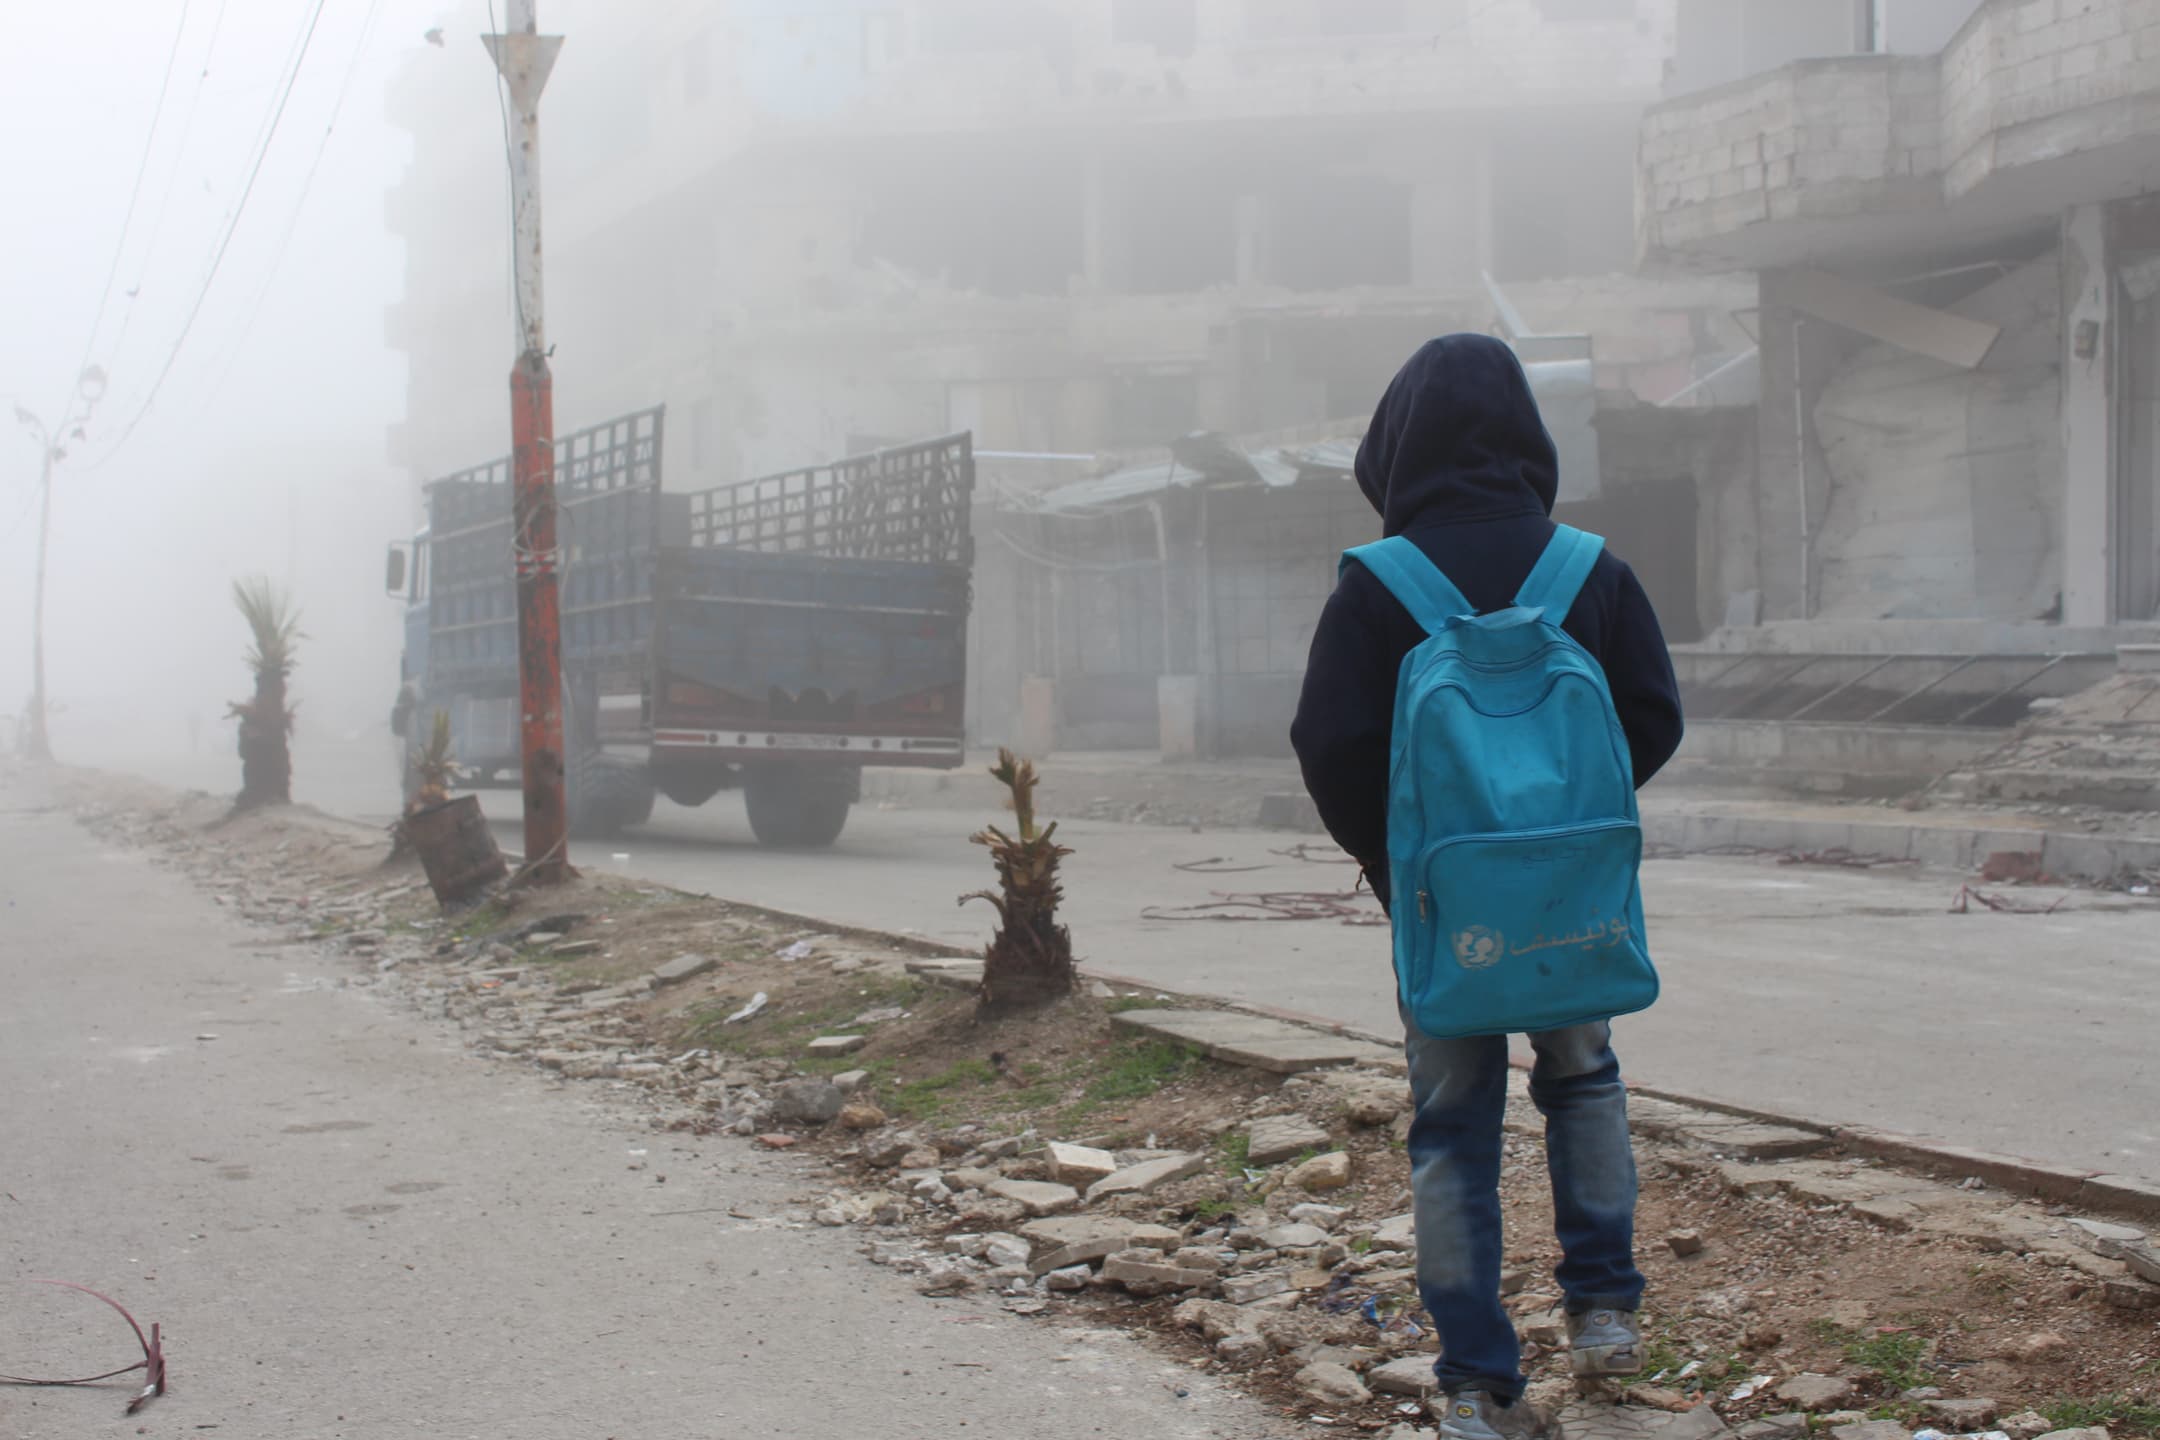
[1399,819,1656,1038]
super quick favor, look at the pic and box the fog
[8,0,2146,806]
[1,1,435,797]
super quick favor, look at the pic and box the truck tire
[743,768,853,849]
[570,751,656,839]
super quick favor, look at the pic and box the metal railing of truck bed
[684,433,974,567]
[424,408,668,683]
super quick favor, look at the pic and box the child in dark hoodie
[1291,335,1684,1438]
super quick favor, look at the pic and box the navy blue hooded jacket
[1289,334,1685,909]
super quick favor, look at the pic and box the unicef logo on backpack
[1452,926,1505,971]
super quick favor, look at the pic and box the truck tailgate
[650,547,968,764]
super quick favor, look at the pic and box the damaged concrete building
[383,0,1761,759]
[1632,0,2160,803]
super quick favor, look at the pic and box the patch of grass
[1062,1039,1205,1119]
[1347,1235,1373,1255]
[2044,1396,2160,1437]
[1810,1322,1931,1393]
[1218,1131,1252,1176]
[1191,1197,1238,1222]
[1641,1335,1685,1381]
[889,1059,1000,1118]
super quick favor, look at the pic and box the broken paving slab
[903,957,984,991]
[649,951,717,987]
[1245,1114,1335,1165]
[985,1178,1081,1217]
[1629,1096,1832,1160]
[1557,1402,1731,1440]
[1087,1153,1208,1202]
[1110,1007,1399,1075]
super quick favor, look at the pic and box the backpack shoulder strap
[1513,524,1605,622]
[1341,537,1474,633]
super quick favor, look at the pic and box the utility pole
[23,435,55,762]
[484,3,571,884]
[13,368,102,764]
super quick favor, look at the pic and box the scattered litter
[1141,890,1386,926]
[1172,856,1270,874]
[1730,1375,1774,1402]
[724,992,769,1024]
[1950,886,2066,915]
[1677,1360,1703,1381]
[776,941,816,961]
[1,1281,165,1416]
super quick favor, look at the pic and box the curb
[169,784,2160,1230]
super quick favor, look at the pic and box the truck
[387,406,974,847]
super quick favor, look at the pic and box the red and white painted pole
[485,2,571,883]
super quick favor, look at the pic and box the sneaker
[1566,1307,1642,1378]
[1437,1391,1545,1440]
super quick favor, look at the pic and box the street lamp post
[12,368,103,763]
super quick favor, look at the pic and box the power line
[199,0,388,409]
[50,0,195,432]
[84,0,334,469]
[108,0,232,371]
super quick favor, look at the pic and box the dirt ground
[43,765,2160,1436]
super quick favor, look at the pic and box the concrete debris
[2101,1278,2159,1311]
[1043,1264,1092,1292]
[1830,1422,1913,1440]
[2000,1413,2053,1440]
[979,1234,1031,1270]
[1287,1151,1352,1192]
[1777,1374,1858,1411]
[832,1069,871,1093]
[1042,1141,1118,1187]
[2065,1218,2146,1258]
[916,1266,975,1296]
[1294,1361,1371,1407]
[1287,1203,1348,1229]
[1667,1227,1707,1257]
[1245,1114,1335,1166]
[986,1179,1081,1217]
[2123,1243,2160,1285]
[837,1102,888,1131]
[1086,1153,1207,1201]
[1922,1401,1999,1430]
[1101,1249,1219,1296]
[2031,1429,2112,1440]
[1215,1331,1272,1368]
[806,1034,866,1056]
[1260,1222,1331,1251]
[1371,1213,1418,1251]
[1366,1355,1439,1397]
[771,1079,845,1126]
[1220,1271,1291,1304]
[649,952,716,987]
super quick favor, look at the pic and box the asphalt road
[0,782,1294,1440]
[465,790,2160,1188]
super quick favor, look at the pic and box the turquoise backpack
[1341,526,1658,1039]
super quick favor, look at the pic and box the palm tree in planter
[228,577,301,811]
[963,749,1077,1018]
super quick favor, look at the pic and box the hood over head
[1353,334,1559,536]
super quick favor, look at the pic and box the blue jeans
[1402,1016,1644,1402]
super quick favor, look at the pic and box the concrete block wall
[1640,57,1941,254]
[1642,0,2160,263]
[1941,0,2160,198]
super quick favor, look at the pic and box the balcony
[1639,0,2160,272]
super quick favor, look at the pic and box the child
[1291,334,1684,1439]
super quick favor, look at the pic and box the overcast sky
[0,0,502,777]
